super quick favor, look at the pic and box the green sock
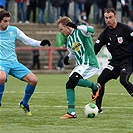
[66,88,75,113]
[77,79,97,90]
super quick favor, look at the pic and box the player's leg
[96,65,119,113]
[21,72,38,106]
[119,65,133,97]
[0,84,4,107]
[0,68,7,107]
[60,72,82,119]
[20,72,38,115]
[76,66,101,100]
[77,79,97,88]
[77,79,101,100]
[11,62,38,115]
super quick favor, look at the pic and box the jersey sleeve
[94,31,106,55]
[67,47,75,60]
[77,25,94,37]
[16,27,41,47]
[129,27,133,39]
[123,24,133,42]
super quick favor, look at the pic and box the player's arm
[67,47,75,60]
[94,33,105,55]
[64,47,75,65]
[77,25,94,35]
[66,22,94,36]
[123,24,133,43]
[16,28,51,47]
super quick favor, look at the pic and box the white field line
[4,91,61,94]
[2,105,133,109]
[4,91,129,95]
[3,91,132,108]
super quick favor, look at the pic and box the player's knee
[66,72,83,89]
[24,73,38,86]
[0,73,6,84]
[29,76,38,86]
[32,78,38,85]
[0,79,6,84]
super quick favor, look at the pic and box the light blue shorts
[0,61,31,80]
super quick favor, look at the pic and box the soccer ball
[84,103,98,118]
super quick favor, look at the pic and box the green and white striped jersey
[67,25,99,68]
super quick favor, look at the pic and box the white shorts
[69,65,99,79]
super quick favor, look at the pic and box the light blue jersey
[0,25,41,79]
[0,26,17,63]
[0,25,41,64]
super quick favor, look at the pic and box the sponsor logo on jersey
[117,37,123,44]
[72,42,81,52]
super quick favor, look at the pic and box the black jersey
[94,22,133,61]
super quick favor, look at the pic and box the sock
[0,84,4,104]
[66,88,75,113]
[22,84,35,106]
[77,79,97,90]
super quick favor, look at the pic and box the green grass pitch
[0,74,132,133]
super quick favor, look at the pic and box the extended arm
[16,28,51,47]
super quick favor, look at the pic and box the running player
[0,9,51,115]
[57,16,101,119]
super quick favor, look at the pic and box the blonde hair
[57,16,72,25]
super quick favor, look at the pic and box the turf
[0,74,132,133]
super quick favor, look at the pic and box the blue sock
[22,84,35,106]
[0,84,4,104]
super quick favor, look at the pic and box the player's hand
[40,39,51,47]
[64,56,70,65]
[66,22,77,29]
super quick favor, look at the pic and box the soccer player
[57,16,101,119]
[94,8,133,113]
[0,9,51,115]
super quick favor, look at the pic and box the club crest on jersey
[9,32,13,37]
[72,42,81,52]
[117,37,123,44]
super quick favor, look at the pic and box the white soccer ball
[84,103,98,118]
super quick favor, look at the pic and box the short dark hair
[0,9,11,22]
[104,8,116,15]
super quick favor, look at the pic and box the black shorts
[99,58,132,82]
